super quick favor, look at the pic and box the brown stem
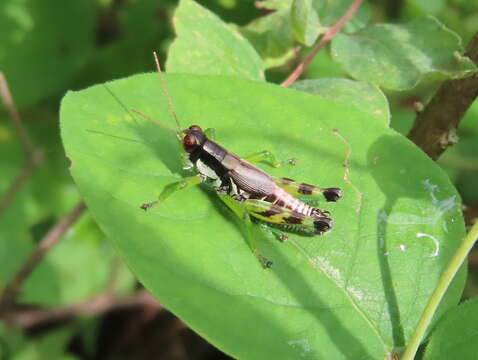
[4,289,160,329]
[0,202,86,313]
[281,0,365,87]
[0,72,44,216]
[0,72,35,155]
[408,32,478,160]
[0,150,44,216]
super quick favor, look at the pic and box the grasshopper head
[182,125,206,153]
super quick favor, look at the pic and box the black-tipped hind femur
[314,217,333,234]
[323,188,343,202]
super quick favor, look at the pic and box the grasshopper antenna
[153,51,182,132]
[131,109,175,134]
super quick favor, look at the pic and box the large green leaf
[167,0,264,80]
[424,298,478,360]
[61,73,465,359]
[331,16,477,90]
[291,78,390,126]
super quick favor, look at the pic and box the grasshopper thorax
[182,125,206,153]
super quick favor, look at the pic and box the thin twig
[0,72,44,216]
[408,32,478,160]
[0,151,43,215]
[0,202,86,313]
[0,72,35,155]
[281,0,365,87]
[4,289,160,329]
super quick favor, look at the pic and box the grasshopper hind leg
[273,177,342,203]
[244,199,333,236]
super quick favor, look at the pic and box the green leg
[258,223,289,242]
[204,127,216,140]
[243,150,297,168]
[140,175,203,210]
[219,195,273,268]
[244,199,332,235]
[272,176,342,202]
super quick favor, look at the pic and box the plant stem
[0,201,86,313]
[402,221,478,360]
[0,72,44,216]
[281,0,365,87]
[408,32,478,160]
[6,289,160,328]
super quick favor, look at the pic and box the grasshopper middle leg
[243,150,297,168]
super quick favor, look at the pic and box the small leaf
[316,0,371,34]
[240,8,296,68]
[291,78,390,126]
[407,0,446,14]
[331,16,477,90]
[61,73,465,359]
[290,0,323,46]
[424,298,478,360]
[167,0,264,80]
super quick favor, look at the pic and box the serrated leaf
[61,73,465,359]
[0,0,95,108]
[331,16,477,90]
[290,0,323,46]
[291,78,390,126]
[167,0,264,80]
[424,298,478,360]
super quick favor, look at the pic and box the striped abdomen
[265,186,317,217]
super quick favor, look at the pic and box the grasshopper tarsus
[140,201,157,211]
[259,256,273,269]
[277,233,288,242]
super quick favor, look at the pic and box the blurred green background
[0,0,477,359]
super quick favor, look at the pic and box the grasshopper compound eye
[183,133,199,152]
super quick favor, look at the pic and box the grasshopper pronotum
[140,53,343,268]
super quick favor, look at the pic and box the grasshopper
[140,53,343,268]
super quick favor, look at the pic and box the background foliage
[1,0,478,359]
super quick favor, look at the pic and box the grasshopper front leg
[141,175,203,210]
